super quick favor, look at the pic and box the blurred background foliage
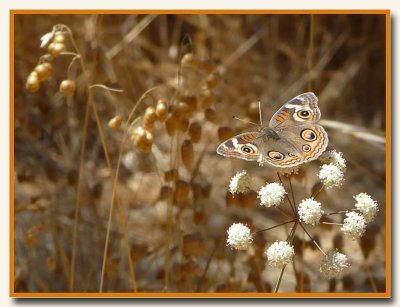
[14,13,387,293]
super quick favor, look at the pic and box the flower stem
[324,210,348,216]
[274,222,298,293]
[322,222,344,226]
[251,219,296,235]
[311,181,324,199]
[277,172,296,215]
[298,222,326,256]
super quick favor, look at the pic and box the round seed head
[26,73,40,93]
[188,122,202,143]
[59,79,76,97]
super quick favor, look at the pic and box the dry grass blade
[106,14,159,60]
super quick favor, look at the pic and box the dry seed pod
[34,62,52,81]
[192,183,203,201]
[59,80,76,97]
[175,180,191,204]
[193,205,205,224]
[181,139,194,170]
[159,185,173,201]
[225,191,238,207]
[200,90,215,109]
[155,99,168,121]
[178,117,189,132]
[181,259,200,276]
[252,232,266,252]
[53,32,65,44]
[26,72,40,93]
[204,108,217,122]
[108,115,122,129]
[292,236,303,256]
[360,232,375,259]
[175,101,190,116]
[329,279,337,292]
[142,130,154,152]
[165,113,179,136]
[238,190,257,208]
[181,53,201,69]
[164,169,179,182]
[183,233,206,257]
[333,233,344,250]
[17,169,35,183]
[132,127,153,152]
[218,126,233,142]
[181,95,197,112]
[48,42,66,57]
[342,275,355,291]
[143,106,156,130]
[132,126,146,142]
[198,60,215,74]
[188,121,202,143]
[206,71,222,89]
[295,272,311,292]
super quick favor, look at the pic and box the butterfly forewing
[269,92,321,129]
[216,132,263,161]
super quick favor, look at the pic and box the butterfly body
[216,92,328,168]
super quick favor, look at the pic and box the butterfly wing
[269,92,321,129]
[216,132,264,161]
[258,124,329,168]
[216,92,328,168]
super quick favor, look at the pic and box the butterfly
[216,92,329,168]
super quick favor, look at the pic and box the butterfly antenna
[232,116,261,129]
[258,98,263,126]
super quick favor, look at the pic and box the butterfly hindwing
[258,124,329,167]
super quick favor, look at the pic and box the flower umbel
[354,193,379,223]
[298,198,324,226]
[320,250,350,278]
[229,170,252,195]
[258,182,287,207]
[266,241,295,267]
[318,163,344,189]
[319,150,347,171]
[226,223,253,250]
[341,212,366,240]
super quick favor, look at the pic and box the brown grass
[13,13,387,294]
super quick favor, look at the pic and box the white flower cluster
[341,211,366,240]
[354,192,379,223]
[339,193,379,240]
[320,250,350,278]
[318,150,346,189]
[298,198,324,226]
[229,170,252,195]
[318,164,345,189]
[319,150,347,171]
[226,223,253,250]
[257,182,287,207]
[266,241,295,267]
[278,166,299,176]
